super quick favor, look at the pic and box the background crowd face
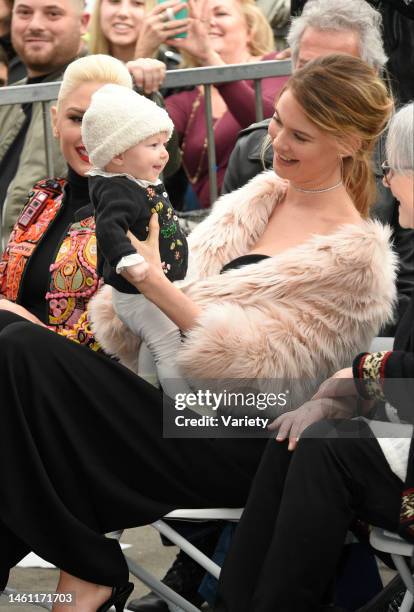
[51,81,103,176]
[0,0,11,36]
[99,0,145,54]
[295,26,360,70]
[0,61,7,85]
[207,0,251,62]
[11,0,88,76]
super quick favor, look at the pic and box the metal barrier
[0,59,292,205]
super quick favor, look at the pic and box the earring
[338,155,344,180]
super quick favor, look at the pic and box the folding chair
[370,528,414,612]
[123,508,243,612]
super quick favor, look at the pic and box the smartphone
[157,0,188,38]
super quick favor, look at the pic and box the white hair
[288,0,387,71]
[387,103,414,175]
[57,54,133,111]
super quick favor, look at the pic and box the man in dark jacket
[223,0,414,336]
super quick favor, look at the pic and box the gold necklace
[180,89,222,185]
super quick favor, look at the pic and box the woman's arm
[0,299,46,326]
[129,269,201,332]
[353,350,414,422]
[125,216,201,332]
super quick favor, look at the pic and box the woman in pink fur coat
[0,55,396,611]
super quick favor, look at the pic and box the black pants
[0,312,266,590]
[216,419,404,612]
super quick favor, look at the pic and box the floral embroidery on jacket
[0,178,101,352]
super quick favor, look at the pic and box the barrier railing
[0,59,292,205]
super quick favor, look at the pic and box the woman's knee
[0,311,28,332]
[297,419,373,471]
[0,320,43,361]
[301,418,372,441]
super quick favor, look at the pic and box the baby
[82,84,191,398]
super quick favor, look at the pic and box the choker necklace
[292,179,343,194]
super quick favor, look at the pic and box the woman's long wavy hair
[267,55,394,218]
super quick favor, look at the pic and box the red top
[166,53,289,208]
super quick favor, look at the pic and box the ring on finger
[165,7,176,21]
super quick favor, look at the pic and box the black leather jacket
[222,119,414,336]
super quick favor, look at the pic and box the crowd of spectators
[0,0,414,610]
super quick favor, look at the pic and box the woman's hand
[268,396,356,451]
[312,367,356,401]
[0,299,46,326]
[166,0,223,66]
[127,58,167,94]
[126,215,201,331]
[134,0,189,61]
[126,214,165,291]
[274,47,291,60]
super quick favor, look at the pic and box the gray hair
[386,103,414,174]
[288,0,387,71]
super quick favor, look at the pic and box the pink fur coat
[89,171,397,406]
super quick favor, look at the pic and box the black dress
[215,294,414,612]
[0,254,269,590]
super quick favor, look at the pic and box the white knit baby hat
[82,84,174,169]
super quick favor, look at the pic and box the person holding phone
[88,0,189,69]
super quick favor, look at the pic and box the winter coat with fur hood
[89,171,397,410]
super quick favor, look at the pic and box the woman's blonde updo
[284,54,394,217]
[57,54,133,113]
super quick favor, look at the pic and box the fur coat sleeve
[89,171,397,405]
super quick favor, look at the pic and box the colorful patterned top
[0,176,101,352]
[89,174,188,294]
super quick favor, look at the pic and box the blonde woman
[88,0,189,65]
[216,102,414,612]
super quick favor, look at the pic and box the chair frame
[124,508,242,612]
[370,527,414,612]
